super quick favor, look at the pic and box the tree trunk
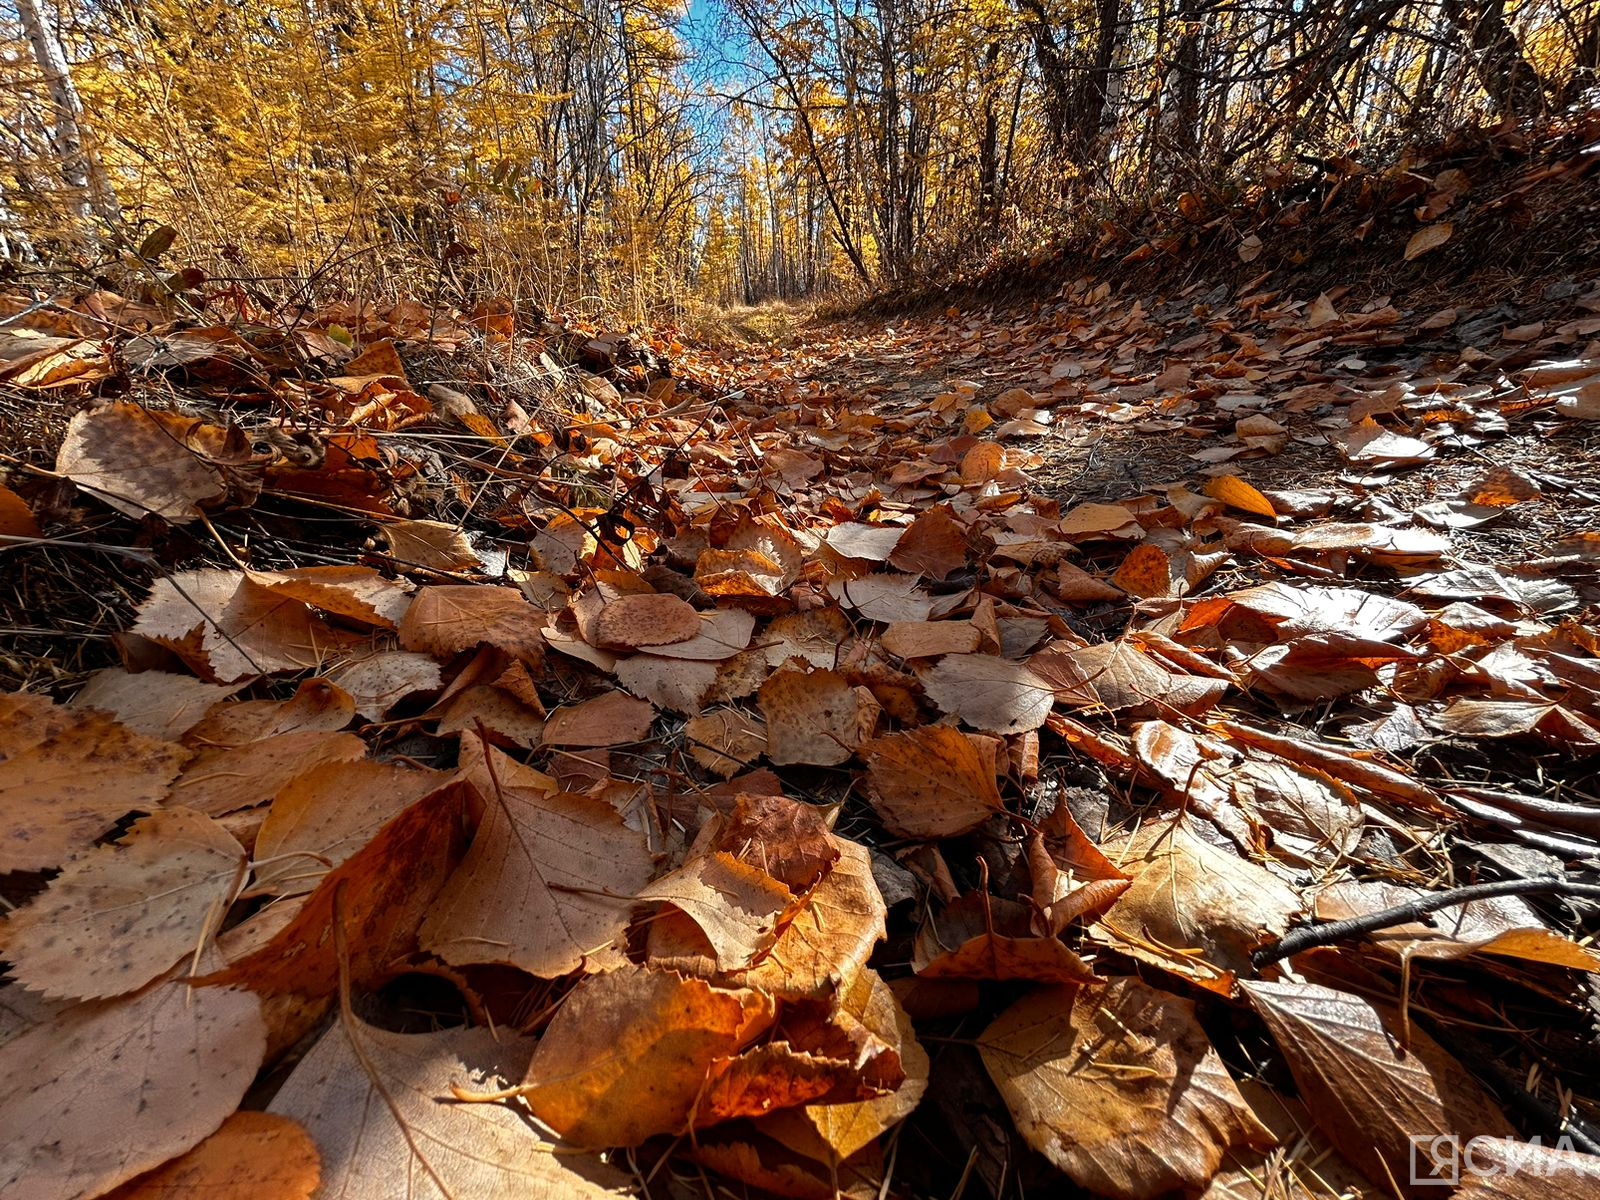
[1442,0,1545,117]
[16,0,121,230]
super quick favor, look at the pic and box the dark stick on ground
[1252,877,1600,969]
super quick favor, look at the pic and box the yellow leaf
[1203,474,1277,516]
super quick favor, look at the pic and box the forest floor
[5,158,1600,1196]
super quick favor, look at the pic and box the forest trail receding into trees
[4,241,1600,1200]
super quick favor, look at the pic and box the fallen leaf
[270,1020,626,1198]
[519,966,748,1147]
[641,850,793,971]
[862,725,1004,838]
[1244,980,1515,1192]
[133,571,354,682]
[100,1112,319,1200]
[1404,222,1453,260]
[169,731,367,816]
[71,669,237,741]
[769,968,929,1164]
[0,807,245,1000]
[400,585,545,665]
[592,591,702,649]
[920,653,1054,733]
[373,518,484,571]
[422,744,649,975]
[542,690,656,746]
[879,620,982,659]
[1095,815,1300,989]
[0,959,265,1200]
[684,708,767,776]
[1203,475,1276,517]
[914,893,1099,983]
[0,693,190,873]
[738,836,887,1001]
[56,402,233,522]
[0,482,41,537]
[251,759,447,895]
[760,667,875,766]
[980,977,1274,1199]
[208,782,472,996]
[182,678,354,748]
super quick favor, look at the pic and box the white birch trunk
[14,0,121,230]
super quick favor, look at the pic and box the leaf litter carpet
[2,275,1600,1198]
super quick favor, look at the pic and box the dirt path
[695,278,1600,564]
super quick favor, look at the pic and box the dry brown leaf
[685,708,768,776]
[697,548,794,600]
[400,584,545,665]
[959,441,1005,483]
[519,965,748,1148]
[879,620,982,659]
[1203,475,1276,517]
[373,518,484,571]
[431,684,546,746]
[920,653,1055,733]
[182,678,354,748]
[0,481,41,538]
[0,807,244,1000]
[1227,758,1363,866]
[326,650,442,719]
[823,522,906,562]
[252,566,412,629]
[542,690,656,746]
[133,571,354,682]
[56,401,231,521]
[827,574,935,623]
[1112,543,1175,598]
[1060,502,1142,539]
[738,836,887,1001]
[270,1020,626,1199]
[71,669,238,741]
[759,667,875,766]
[1312,879,1600,970]
[0,693,190,873]
[420,744,650,975]
[592,591,702,649]
[1054,560,1125,602]
[1244,980,1516,1192]
[862,725,1004,838]
[914,893,1098,983]
[763,609,852,668]
[715,793,841,897]
[169,731,366,816]
[700,1042,869,1125]
[641,850,793,971]
[614,654,719,712]
[981,977,1274,1200]
[0,959,265,1200]
[645,609,756,660]
[252,759,447,895]
[1032,639,1227,717]
[1028,803,1132,935]
[208,782,472,996]
[1404,221,1453,260]
[689,1134,882,1199]
[100,1112,319,1200]
[888,506,970,579]
[1095,815,1300,990]
[769,968,930,1164]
